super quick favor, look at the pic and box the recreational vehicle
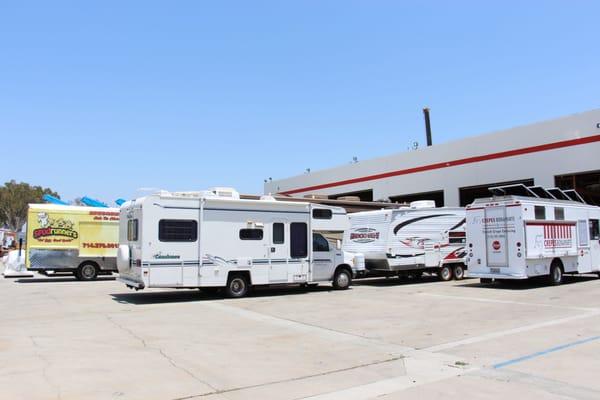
[466,184,600,285]
[116,188,365,297]
[343,201,467,281]
[26,204,120,280]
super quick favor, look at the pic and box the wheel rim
[337,272,349,287]
[553,267,561,282]
[231,278,245,294]
[82,265,95,279]
[455,267,463,278]
[441,268,450,280]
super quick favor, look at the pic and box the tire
[76,263,98,281]
[480,278,492,284]
[409,271,424,280]
[453,264,465,280]
[438,265,453,281]
[225,274,249,298]
[549,261,563,286]
[333,268,352,290]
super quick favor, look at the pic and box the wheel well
[228,270,252,285]
[335,264,352,276]
[551,258,564,271]
[78,260,99,270]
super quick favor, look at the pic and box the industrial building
[265,109,600,206]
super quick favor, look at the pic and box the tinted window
[240,229,263,240]
[554,208,565,220]
[159,220,197,242]
[127,219,138,241]
[312,209,333,219]
[290,222,308,258]
[590,219,600,240]
[534,206,546,220]
[313,233,329,252]
[273,223,284,244]
[578,220,589,247]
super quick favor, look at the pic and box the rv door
[269,222,288,282]
[484,206,509,268]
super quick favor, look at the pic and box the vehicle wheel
[480,278,492,284]
[409,271,424,280]
[76,263,98,281]
[438,265,453,281]
[549,261,563,286]
[225,274,249,298]
[333,269,351,290]
[453,264,465,280]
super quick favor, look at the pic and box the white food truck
[466,184,600,285]
[343,201,467,281]
[116,188,365,297]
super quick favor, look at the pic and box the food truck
[26,204,120,280]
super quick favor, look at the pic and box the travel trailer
[116,188,365,297]
[466,184,600,285]
[343,201,466,281]
[26,204,120,280]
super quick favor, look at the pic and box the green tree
[0,180,60,231]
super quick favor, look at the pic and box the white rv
[466,185,600,285]
[116,188,365,297]
[343,201,467,281]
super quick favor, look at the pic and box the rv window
[554,208,565,221]
[312,209,333,219]
[534,206,546,220]
[290,222,308,258]
[127,219,138,241]
[577,220,589,247]
[158,220,197,242]
[589,219,600,240]
[239,229,263,240]
[313,233,329,252]
[273,223,284,244]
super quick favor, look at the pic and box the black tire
[333,268,352,290]
[438,265,453,281]
[453,264,465,280]
[480,278,492,284]
[549,261,563,286]
[409,271,424,280]
[225,274,249,298]
[75,263,98,281]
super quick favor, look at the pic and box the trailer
[26,204,120,280]
[342,201,467,281]
[116,188,365,297]
[466,184,600,285]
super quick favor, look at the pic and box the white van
[116,188,365,297]
[466,184,600,285]
[343,201,467,281]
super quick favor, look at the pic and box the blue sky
[1,1,599,204]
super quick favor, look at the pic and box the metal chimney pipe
[423,107,433,146]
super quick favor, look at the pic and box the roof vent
[209,187,240,199]
[260,195,276,201]
[410,200,436,209]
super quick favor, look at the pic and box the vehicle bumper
[117,275,145,289]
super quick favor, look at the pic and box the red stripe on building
[279,134,600,195]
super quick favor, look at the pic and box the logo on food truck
[492,240,501,250]
[542,224,572,248]
[32,213,78,241]
[350,228,380,243]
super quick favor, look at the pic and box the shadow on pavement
[110,284,335,305]
[14,276,116,284]
[457,274,599,290]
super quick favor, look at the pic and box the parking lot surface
[1,271,600,400]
